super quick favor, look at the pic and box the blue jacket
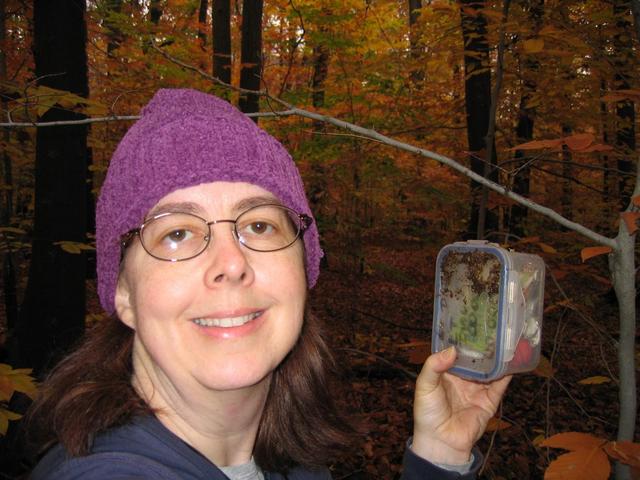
[31,416,481,479]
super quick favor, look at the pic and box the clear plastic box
[432,240,545,382]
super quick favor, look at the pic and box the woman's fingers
[416,347,457,395]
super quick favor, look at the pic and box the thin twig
[352,308,427,332]
[479,401,502,475]
[340,347,418,380]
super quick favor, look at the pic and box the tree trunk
[460,0,498,238]
[198,0,208,50]
[13,0,89,373]
[613,0,636,210]
[610,215,637,480]
[213,0,231,86]
[104,0,124,56]
[408,0,424,83]
[150,0,162,25]
[238,0,263,120]
[561,124,572,222]
[507,0,543,237]
[0,0,18,343]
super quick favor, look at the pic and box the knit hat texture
[96,88,322,314]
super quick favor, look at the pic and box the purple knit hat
[96,88,322,314]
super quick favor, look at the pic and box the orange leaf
[541,432,607,451]
[486,417,512,432]
[578,376,611,385]
[621,212,640,235]
[544,448,610,480]
[632,195,640,207]
[564,133,594,151]
[578,144,614,153]
[533,355,555,378]
[523,38,544,53]
[510,138,563,151]
[581,246,612,262]
[604,441,640,468]
[538,242,557,254]
[407,346,429,365]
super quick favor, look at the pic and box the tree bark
[104,0,124,56]
[0,0,18,343]
[460,0,498,238]
[212,0,231,85]
[408,0,424,83]
[198,0,208,49]
[613,0,636,210]
[238,0,263,120]
[13,0,89,373]
[507,0,544,237]
[150,0,162,25]
[561,124,572,222]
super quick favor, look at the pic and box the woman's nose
[202,225,255,287]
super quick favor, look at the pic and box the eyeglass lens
[140,205,302,261]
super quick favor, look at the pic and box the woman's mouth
[192,311,262,328]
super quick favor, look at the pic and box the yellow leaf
[541,432,607,451]
[533,434,546,446]
[544,448,610,480]
[581,246,613,262]
[0,408,22,436]
[0,375,14,402]
[0,227,26,235]
[10,372,37,399]
[523,38,544,53]
[578,376,611,385]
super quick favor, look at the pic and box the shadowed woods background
[0,0,639,478]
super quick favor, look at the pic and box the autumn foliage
[0,0,639,478]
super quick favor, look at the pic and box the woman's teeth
[193,312,261,327]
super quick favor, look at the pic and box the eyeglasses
[121,204,313,262]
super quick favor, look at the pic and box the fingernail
[444,346,456,358]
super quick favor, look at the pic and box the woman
[27,89,510,479]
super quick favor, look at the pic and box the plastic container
[432,240,545,382]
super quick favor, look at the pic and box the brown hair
[26,310,354,472]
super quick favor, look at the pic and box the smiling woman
[25,89,510,480]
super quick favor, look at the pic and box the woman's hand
[411,346,511,465]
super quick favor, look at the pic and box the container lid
[432,241,510,380]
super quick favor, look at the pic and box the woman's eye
[249,222,273,234]
[164,229,193,243]
[245,221,275,235]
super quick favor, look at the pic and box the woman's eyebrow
[234,195,281,213]
[147,202,202,218]
[147,196,281,219]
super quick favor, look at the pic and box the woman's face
[115,181,307,394]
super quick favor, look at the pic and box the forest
[0,0,639,478]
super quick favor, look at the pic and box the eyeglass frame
[120,203,313,262]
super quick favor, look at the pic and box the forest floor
[1,232,638,479]
[310,234,639,479]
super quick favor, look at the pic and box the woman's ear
[115,275,136,329]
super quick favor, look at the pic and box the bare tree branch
[0,43,619,250]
